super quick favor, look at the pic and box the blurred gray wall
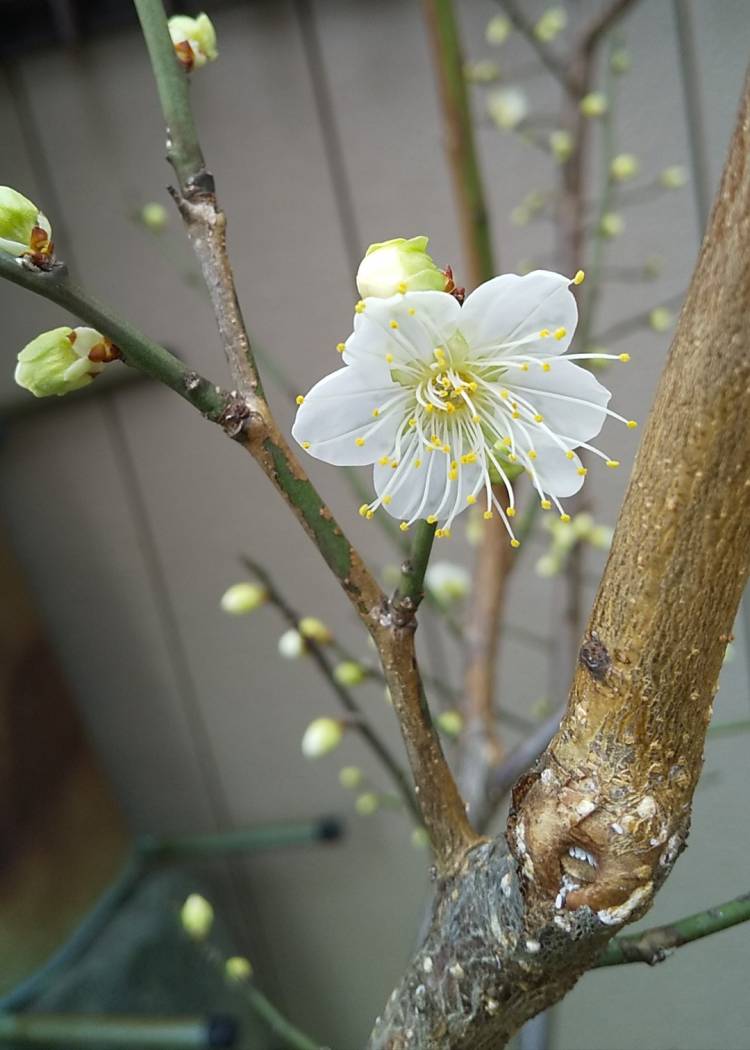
[0,1,748,1047]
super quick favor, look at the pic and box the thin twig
[595,891,750,967]
[579,0,639,59]
[495,0,574,91]
[592,292,685,345]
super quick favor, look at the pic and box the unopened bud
[0,186,53,261]
[220,582,267,615]
[339,766,363,789]
[355,792,380,816]
[411,827,430,849]
[436,710,464,737]
[660,165,688,190]
[356,237,445,299]
[463,60,501,84]
[590,524,614,549]
[181,893,214,940]
[486,14,511,45]
[610,153,639,182]
[549,130,573,163]
[168,13,218,71]
[610,47,631,74]
[225,956,253,982]
[649,306,673,332]
[301,717,344,759]
[599,212,625,238]
[487,87,528,131]
[15,326,119,398]
[333,660,366,687]
[535,553,562,578]
[298,616,332,644]
[572,512,595,539]
[140,202,169,232]
[580,92,608,118]
[426,561,470,603]
[534,7,567,42]
[278,628,305,659]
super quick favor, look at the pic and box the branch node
[218,392,254,438]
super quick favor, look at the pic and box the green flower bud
[486,14,511,46]
[572,512,595,539]
[436,710,464,737]
[660,165,688,190]
[225,956,253,982]
[580,92,608,118]
[140,202,169,232]
[610,153,640,182]
[15,326,119,398]
[355,792,380,816]
[590,524,614,549]
[463,59,501,84]
[220,582,267,614]
[333,660,366,687]
[465,510,483,547]
[181,893,214,941]
[411,827,430,849]
[534,7,567,42]
[356,237,445,299]
[610,47,632,74]
[487,87,528,131]
[298,616,333,644]
[535,553,562,578]
[549,130,573,163]
[278,628,305,659]
[339,765,363,789]
[168,13,218,70]
[425,561,470,603]
[599,212,625,238]
[0,186,53,260]
[649,306,673,332]
[301,717,344,758]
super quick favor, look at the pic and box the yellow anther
[483,510,493,520]
[534,414,544,423]
[378,456,389,465]
[606,459,621,468]
[541,361,551,372]
[469,381,478,392]
[510,538,521,549]
[472,414,481,423]
[502,437,512,447]
[554,327,567,341]
[450,460,458,470]
[541,499,552,510]
[372,408,380,417]
[521,363,529,371]
[426,404,434,413]
[397,282,407,294]
[446,402,455,413]
[565,450,575,460]
[366,510,374,519]
[461,452,477,464]
[442,444,450,453]
[355,300,366,313]
[414,459,422,469]
[385,353,394,364]
[448,469,458,481]
[560,512,571,523]
[577,466,588,476]
[466,495,476,505]
[390,320,399,330]
[435,528,444,538]
[539,328,551,338]
[382,495,392,505]
[506,506,516,517]
[438,528,451,539]
[508,453,518,462]
[619,352,631,362]
[573,269,585,285]
[336,342,346,353]
[355,437,365,446]
[500,389,509,399]
[433,347,446,360]
[627,420,638,429]
[295,395,305,405]
[528,450,537,460]
[399,522,410,532]
[408,418,417,427]
[391,460,399,469]
[408,307,416,316]
[358,504,369,517]
[426,515,438,524]
[512,410,521,419]
[302,441,311,449]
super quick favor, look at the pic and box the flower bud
[181,893,214,940]
[549,130,573,163]
[278,628,305,659]
[355,792,380,816]
[610,47,632,74]
[168,13,218,71]
[572,512,594,539]
[535,553,562,578]
[463,60,501,84]
[425,561,471,603]
[590,524,614,549]
[0,186,53,261]
[339,765,363,789]
[140,202,169,232]
[610,153,639,182]
[534,7,567,42]
[15,326,119,398]
[649,307,673,333]
[487,87,528,131]
[580,92,608,118]
[411,827,430,849]
[298,616,333,644]
[301,717,344,759]
[486,14,511,45]
[220,582,267,615]
[659,165,688,189]
[436,710,464,737]
[333,660,366,687]
[225,956,253,982]
[356,237,446,299]
[599,212,625,238]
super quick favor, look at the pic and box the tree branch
[494,0,574,92]
[595,892,750,967]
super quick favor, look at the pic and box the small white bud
[181,893,214,940]
[599,212,625,238]
[660,165,688,189]
[140,202,169,232]
[534,7,567,42]
[485,15,511,46]
[301,717,344,759]
[535,553,561,578]
[590,524,614,549]
[649,306,674,332]
[333,661,366,687]
[572,512,595,539]
[298,616,333,643]
[225,956,253,982]
[549,130,573,163]
[356,237,445,299]
[463,60,501,84]
[278,628,305,659]
[168,13,218,71]
[436,710,464,737]
[580,92,608,118]
[355,792,380,816]
[610,48,632,74]
[425,561,471,603]
[339,766,363,789]
[487,87,529,131]
[609,153,639,182]
[220,582,267,615]
[411,827,430,849]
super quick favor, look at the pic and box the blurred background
[0,1,749,1047]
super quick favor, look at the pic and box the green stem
[137,819,340,862]
[0,1014,227,1048]
[0,256,224,419]
[132,0,211,193]
[399,520,437,606]
[240,987,321,1050]
[596,891,750,967]
[707,718,750,738]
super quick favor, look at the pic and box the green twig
[0,1013,231,1048]
[595,891,750,966]
[240,986,321,1050]
[399,521,437,607]
[707,718,750,738]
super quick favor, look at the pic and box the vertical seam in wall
[672,0,711,234]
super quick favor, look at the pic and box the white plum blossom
[292,269,634,544]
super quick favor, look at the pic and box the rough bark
[368,69,750,1050]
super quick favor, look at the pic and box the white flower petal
[0,236,27,257]
[292,363,403,465]
[373,438,482,524]
[508,358,610,443]
[527,433,585,498]
[344,291,461,368]
[460,271,578,357]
